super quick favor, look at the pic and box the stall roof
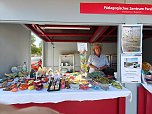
[26,24,152,43]
[26,24,117,43]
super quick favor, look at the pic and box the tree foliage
[31,35,42,56]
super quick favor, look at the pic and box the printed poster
[77,43,87,52]
[121,25,142,53]
[121,54,142,83]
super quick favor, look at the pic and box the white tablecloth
[142,83,152,93]
[0,86,131,104]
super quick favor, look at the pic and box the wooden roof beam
[25,24,48,42]
[89,26,103,43]
[99,27,117,42]
[34,24,51,42]
[39,33,92,37]
[95,26,110,42]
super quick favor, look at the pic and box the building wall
[0,0,152,24]
[43,42,117,71]
[143,38,152,64]
[0,23,31,77]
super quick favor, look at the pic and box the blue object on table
[92,85,101,90]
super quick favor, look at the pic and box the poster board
[121,54,142,83]
[77,43,87,52]
[121,24,142,53]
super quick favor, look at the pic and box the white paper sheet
[121,54,142,83]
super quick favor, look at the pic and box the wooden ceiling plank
[99,27,117,42]
[89,26,103,43]
[25,24,48,42]
[34,24,51,42]
[95,26,110,42]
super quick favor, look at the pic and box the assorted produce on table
[0,65,123,92]
[142,62,152,84]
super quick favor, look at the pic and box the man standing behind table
[87,43,109,73]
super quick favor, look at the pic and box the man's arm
[88,64,98,70]
[99,55,109,70]
[99,65,108,70]
[87,55,97,71]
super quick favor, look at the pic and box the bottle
[22,62,27,72]
[65,78,70,89]
[61,78,65,89]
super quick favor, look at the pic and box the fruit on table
[41,77,49,83]
[80,84,89,90]
[142,62,151,72]
[93,76,110,84]
[44,84,49,88]
[111,81,122,89]
[0,81,8,88]
[28,80,34,85]
[35,83,43,90]
[19,84,28,90]
[88,71,105,78]
[71,72,81,76]
[33,80,41,85]
[11,88,18,92]
[5,73,17,78]
[18,72,25,77]
[28,85,35,90]
[80,80,88,85]
[69,76,75,80]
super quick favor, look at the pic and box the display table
[0,86,131,114]
[138,85,152,114]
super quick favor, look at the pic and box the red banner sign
[80,3,152,15]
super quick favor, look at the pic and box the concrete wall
[143,38,152,64]
[0,24,31,77]
[43,42,117,71]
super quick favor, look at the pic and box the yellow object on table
[142,62,151,72]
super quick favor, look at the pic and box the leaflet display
[121,25,142,53]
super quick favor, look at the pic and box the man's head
[93,43,102,56]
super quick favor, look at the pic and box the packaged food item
[61,78,65,89]
[19,84,28,90]
[11,88,18,92]
[70,83,79,90]
[111,81,122,89]
[142,62,151,72]
[91,85,101,90]
[99,84,109,90]
[35,83,43,90]
[47,78,61,91]
[79,84,89,90]
[28,85,35,90]
[22,62,27,72]
[65,78,70,89]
